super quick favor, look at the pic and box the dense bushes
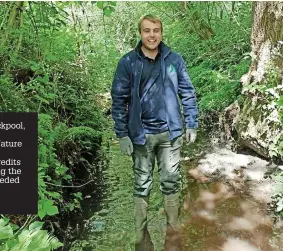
[0,2,109,250]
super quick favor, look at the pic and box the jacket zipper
[136,57,144,133]
[162,51,172,139]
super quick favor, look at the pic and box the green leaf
[43,200,53,208]
[10,222,63,250]
[64,174,72,180]
[0,219,13,240]
[103,6,114,17]
[38,199,59,216]
[46,53,58,62]
[277,96,283,107]
[34,95,50,104]
[109,1,116,6]
[46,205,59,216]
[67,203,75,211]
[39,163,49,168]
[47,191,61,199]
[10,223,19,231]
[30,61,41,71]
[35,74,49,84]
[28,221,44,231]
[38,209,46,220]
[74,192,83,200]
[96,1,104,9]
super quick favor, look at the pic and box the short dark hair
[138,14,163,33]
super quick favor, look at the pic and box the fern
[64,126,102,140]
[0,220,62,251]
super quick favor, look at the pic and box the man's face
[139,19,162,51]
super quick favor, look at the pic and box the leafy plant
[0,219,62,250]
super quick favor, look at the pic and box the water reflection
[180,168,282,251]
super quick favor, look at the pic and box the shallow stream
[70,136,283,251]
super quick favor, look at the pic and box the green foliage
[37,112,102,216]
[96,1,116,16]
[0,219,62,250]
[0,2,109,249]
[0,75,34,112]
[38,199,59,220]
[190,67,241,111]
[64,126,102,141]
[163,2,252,114]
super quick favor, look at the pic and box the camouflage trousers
[132,131,183,197]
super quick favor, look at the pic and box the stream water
[69,137,283,251]
[182,173,282,250]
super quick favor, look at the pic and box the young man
[111,14,198,251]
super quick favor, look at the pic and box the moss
[236,94,283,159]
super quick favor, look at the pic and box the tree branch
[45,180,93,188]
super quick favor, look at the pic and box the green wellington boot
[134,197,154,251]
[164,193,183,251]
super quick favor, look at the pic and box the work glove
[119,136,133,156]
[186,128,197,144]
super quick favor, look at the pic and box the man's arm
[177,56,198,129]
[111,57,131,138]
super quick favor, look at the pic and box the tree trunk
[242,2,283,86]
[236,2,283,159]
[5,1,24,43]
[1,1,25,73]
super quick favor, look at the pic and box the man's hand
[186,129,197,144]
[119,136,133,156]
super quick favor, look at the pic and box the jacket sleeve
[111,57,131,138]
[177,56,198,129]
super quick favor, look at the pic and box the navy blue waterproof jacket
[111,41,198,145]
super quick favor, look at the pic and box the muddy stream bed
[70,137,283,251]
